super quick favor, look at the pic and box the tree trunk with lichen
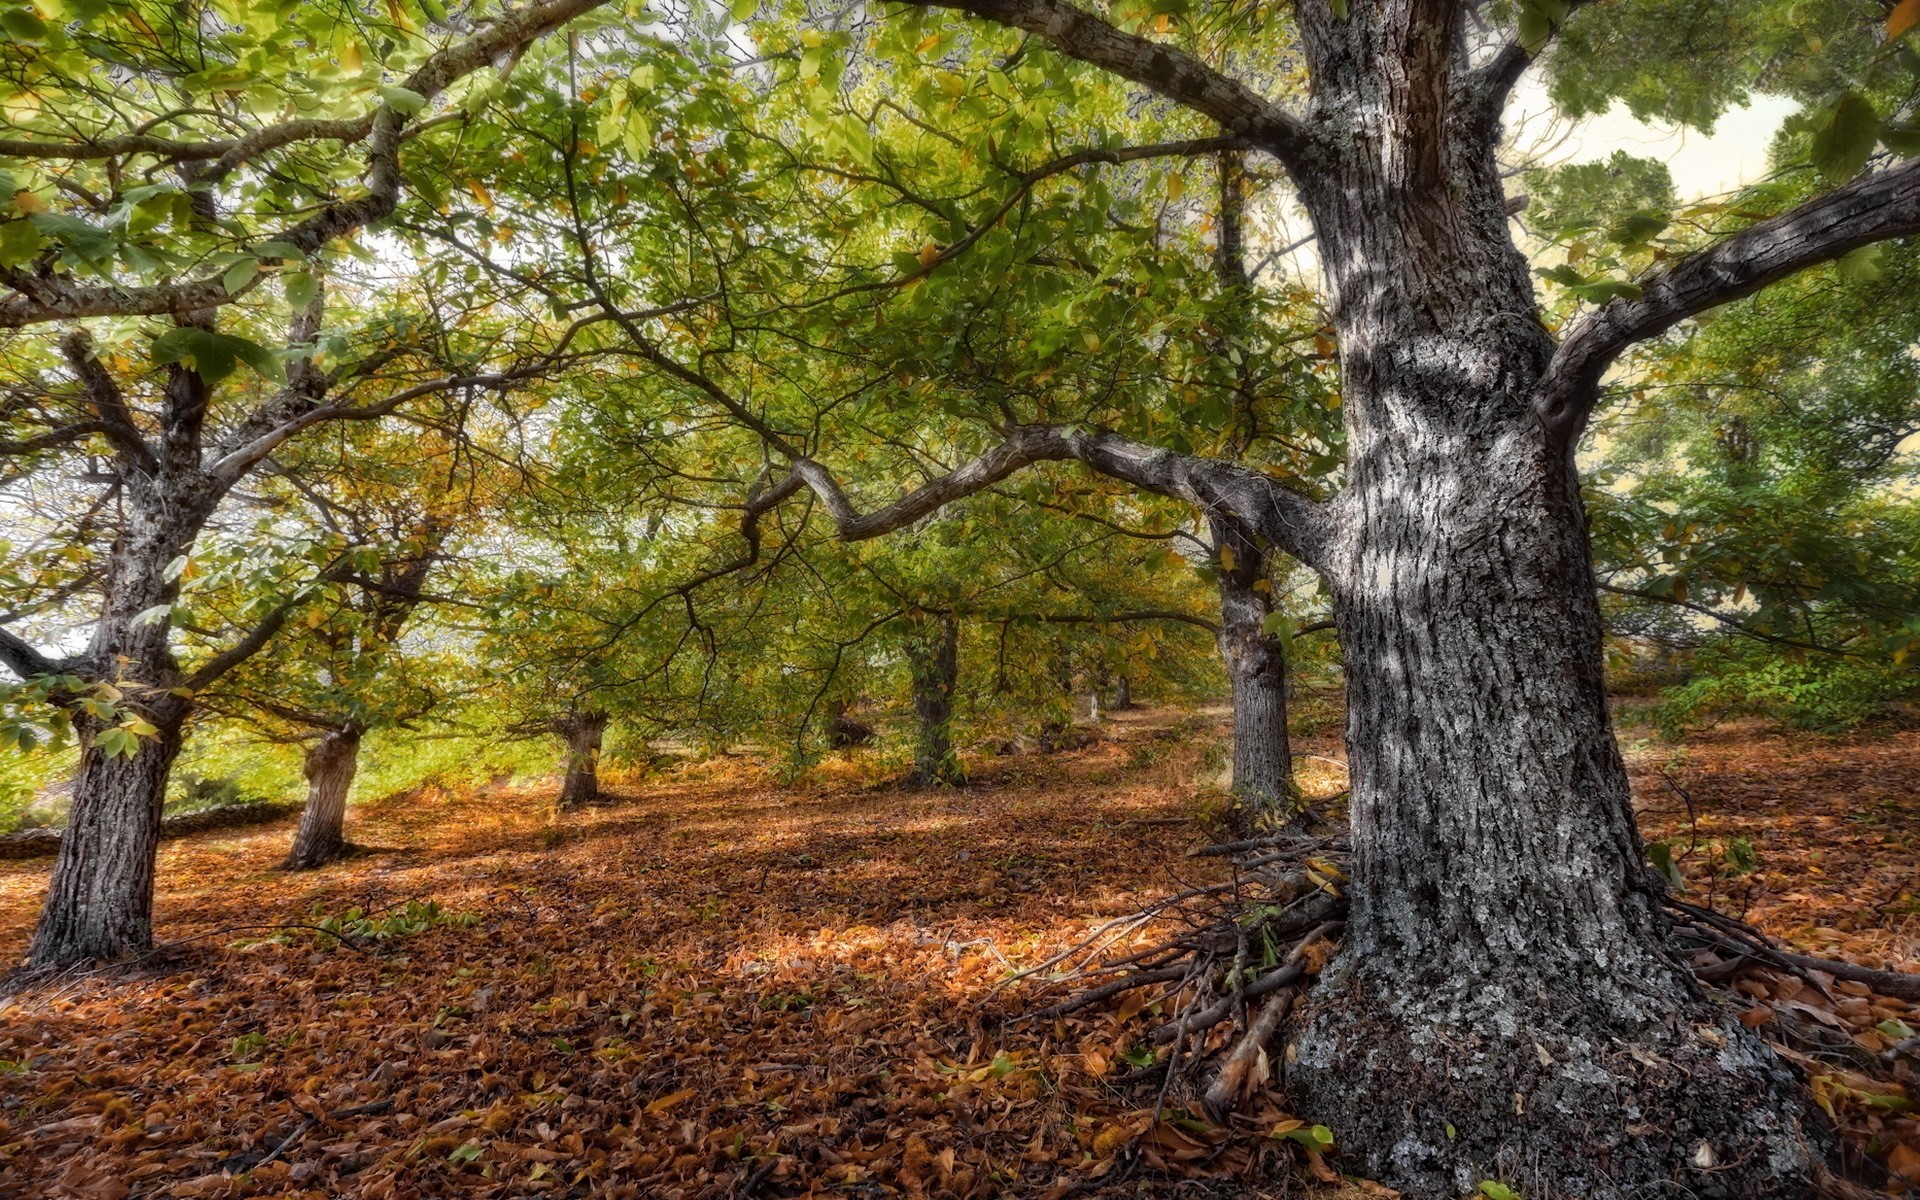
[285,728,361,870]
[903,612,964,787]
[554,712,608,808]
[1212,518,1297,827]
[1273,7,1818,1194]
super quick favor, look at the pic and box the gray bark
[25,714,184,967]
[1211,519,1295,826]
[904,612,964,787]
[284,728,361,870]
[554,712,609,808]
[1111,673,1132,710]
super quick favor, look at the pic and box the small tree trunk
[555,712,609,808]
[284,728,361,870]
[904,612,964,787]
[26,715,183,968]
[825,698,874,748]
[1212,519,1296,826]
[1112,674,1132,710]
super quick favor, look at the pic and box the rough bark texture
[284,728,362,870]
[26,715,184,967]
[555,713,609,808]
[1211,519,1295,825]
[904,613,965,787]
[1270,6,1819,1195]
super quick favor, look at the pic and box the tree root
[1011,830,1920,1165]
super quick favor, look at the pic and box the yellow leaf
[10,189,46,214]
[914,32,941,54]
[1219,545,1237,572]
[1889,0,1920,40]
[466,180,495,212]
[917,239,938,269]
[341,41,364,73]
[1166,172,1185,202]
[644,1088,694,1115]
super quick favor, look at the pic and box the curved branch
[786,424,1331,571]
[1536,157,1920,442]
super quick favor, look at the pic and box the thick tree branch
[914,0,1315,165]
[58,331,159,473]
[1536,157,1920,440]
[0,624,66,680]
[785,425,1331,571]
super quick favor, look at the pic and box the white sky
[1507,73,1800,201]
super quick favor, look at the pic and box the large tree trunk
[904,612,964,787]
[555,712,608,808]
[284,728,362,870]
[27,481,204,970]
[26,715,184,968]
[1212,519,1296,826]
[1111,673,1132,711]
[1277,9,1816,1194]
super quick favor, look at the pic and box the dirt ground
[1,707,1915,1198]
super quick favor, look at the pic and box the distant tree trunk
[904,612,964,786]
[1212,518,1296,826]
[825,698,875,748]
[554,712,609,808]
[26,712,184,968]
[1112,673,1132,710]
[285,727,362,870]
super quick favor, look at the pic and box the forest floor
[0,706,1916,1199]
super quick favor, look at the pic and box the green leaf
[729,0,756,21]
[223,257,261,297]
[0,219,44,268]
[283,271,320,310]
[29,213,117,265]
[1646,841,1685,891]
[1836,244,1884,283]
[1809,93,1881,183]
[1,7,49,38]
[151,328,284,384]
[1479,1184,1521,1200]
[377,84,429,115]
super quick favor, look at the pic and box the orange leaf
[643,1087,694,1115]
[1889,0,1920,40]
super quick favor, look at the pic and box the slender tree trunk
[1277,11,1816,1190]
[904,612,964,786]
[26,715,183,967]
[284,728,362,870]
[1212,520,1296,826]
[1111,673,1132,710]
[555,712,608,808]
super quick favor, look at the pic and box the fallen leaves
[0,710,1913,1195]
